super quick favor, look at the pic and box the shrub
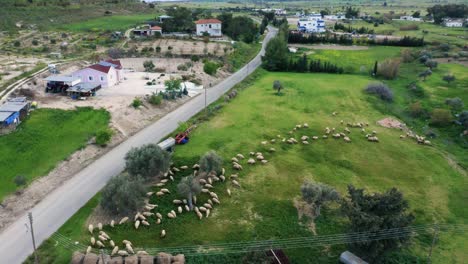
[401,49,414,63]
[203,61,219,75]
[458,111,468,129]
[364,82,394,102]
[131,97,142,108]
[418,69,432,81]
[125,144,171,180]
[445,97,464,112]
[50,39,56,44]
[143,60,155,72]
[424,60,438,70]
[191,55,200,62]
[376,59,400,79]
[430,108,453,126]
[95,129,113,146]
[14,175,27,187]
[442,74,455,84]
[148,93,163,105]
[177,64,188,71]
[156,46,161,53]
[273,80,283,95]
[439,43,450,51]
[100,173,147,216]
[409,101,426,117]
[13,41,20,47]
[199,150,223,174]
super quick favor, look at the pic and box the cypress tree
[373,61,378,76]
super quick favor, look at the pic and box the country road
[0,26,277,264]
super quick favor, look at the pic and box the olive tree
[177,175,202,210]
[100,173,147,216]
[272,80,283,95]
[199,150,223,174]
[418,69,432,81]
[125,144,171,181]
[301,181,340,218]
[443,74,456,84]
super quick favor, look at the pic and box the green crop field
[28,69,467,263]
[0,107,110,202]
[56,14,157,32]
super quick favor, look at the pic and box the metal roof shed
[0,112,15,122]
[45,75,81,86]
[0,102,28,113]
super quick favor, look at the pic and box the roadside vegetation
[0,107,110,201]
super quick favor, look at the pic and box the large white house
[71,60,124,88]
[297,14,326,33]
[195,19,222,37]
[443,19,463,27]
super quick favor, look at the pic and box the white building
[297,14,326,33]
[324,14,346,20]
[443,19,463,27]
[195,18,222,37]
[398,16,422,22]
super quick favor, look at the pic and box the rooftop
[0,102,28,113]
[195,18,222,25]
[67,83,101,93]
[45,75,81,83]
[88,64,112,74]
[0,112,15,122]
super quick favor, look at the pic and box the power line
[50,224,467,257]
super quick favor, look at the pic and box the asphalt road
[0,26,277,264]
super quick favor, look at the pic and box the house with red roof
[133,24,162,37]
[195,18,222,37]
[71,60,124,88]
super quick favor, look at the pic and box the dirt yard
[0,57,230,232]
[0,56,49,86]
[133,39,232,56]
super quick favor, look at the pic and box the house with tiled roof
[195,18,222,37]
[71,60,124,88]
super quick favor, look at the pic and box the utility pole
[28,212,39,264]
[427,224,439,264]
[100,249,106,264]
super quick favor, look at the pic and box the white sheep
[206,209,211,218]
[204,203,212,209]
[201,188,209,193]
[322,135,328,139]
[261,160,268,164]
[205,183,214,188]
[156,218,161,224]
[110,220,115,228]
[178,206,183,214]
[88,224,94,234]
[247,158,256,164]
[199,207,207,212]
[236,154,245,159]
[161,188,170,194]
[122,240,132,246]
[199,179,207,184]
[249,151,255,156]
[208,177,213,184]
[170,176,174,181]
[193,164,200,169]
[196,211,203,220]
[135,220,140,229]
[193,195,197,204]
[142,212,154,217]
[185,205,190,211]
[119,217,128,225]
[100,231,110,240]
[303,123,309,128]
[156,191,164,196]
[146,192,154,197]
[86,246,92,254]
[219,175,226,182]
[256,155,264,160]
[232,180,241,188]
[90,237,96,245]
[96,241,104,248]
[231,157,239,163]
[111,246,119,256]
[302,141,309,145]
[210,192,219,199]
[173,167,180,172]
[142,220,150,226]
[167,212,175,219]
[110,240,115,248]
[230,173,239,178]
[233,163,243,170]
[98,235,107,242]
[173,199,183,204]
[227,189,231,196]
[180,165,188,170]
[301,136,309,141]
[156,183,165,187]
[137,251,149,255]
[118,250,129,256]
[270,139,276,143]
[156,213,162,219]
[207,199,213,205]
[213,198,220,204]
[269,147,276,152]
[161,230,166,238]
[261,141,268,145]
[344,137,351,143]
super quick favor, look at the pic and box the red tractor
[175,125,196,144]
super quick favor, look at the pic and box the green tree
[163,6,194,33]
[301,181,340,218]
[424,60,438,70]
[199,150,223,174]
[14,175,27,187]
[143,60,155,72]
[261,36,288,71]
[273,80,283,95]
[442,74,455,84]
[203,61,219,75]
[445,97,464,112]
[242,248,274,264]
[430,108,453,126]
[341,185,415,262]
[125,144,171,180]
[418,69,432,81]
[177,175,201,210]
[100,173,147,216]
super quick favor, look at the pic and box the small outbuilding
[66,83,101,99]
[0,98,31,134]
[45,75,81,93]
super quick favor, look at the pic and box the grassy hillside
[57,14,157,32]
[0,107,110,201]
[28,71,467,263]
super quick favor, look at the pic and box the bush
[131,98,142,108]
[191,55,200,62]
[439,43,450,51]
[125,144,171,180]
[445,97,464,112]
[408,82,425,98]
[458,111,468,129]
[424,60,438,70]
[364,82,394,102]
[409,101,426,118]
[203,61,219,75]
[156,46,161,53]
[148,93,163,105]
[14,175,27,187]
[95,129,113,146]
[100,173,147,216]
[13,41,20,47]
[199,150,223,174]
[376,59,400,80]
[143,60,155,72]
[430,108,453,126]
[177,64,188,71]
[443,74,456,84]
[400,49,414,63]
[399,24,419,31]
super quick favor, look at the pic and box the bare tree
[177,176,201,210]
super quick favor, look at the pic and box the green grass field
[29,70,467,263]
[298,46,402,74]
[0,107,110,202]
[57,14,157,32]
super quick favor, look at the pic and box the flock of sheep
[83,113,432,258]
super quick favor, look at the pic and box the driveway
[0,26,277,264]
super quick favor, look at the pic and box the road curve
[0,26,277,264]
